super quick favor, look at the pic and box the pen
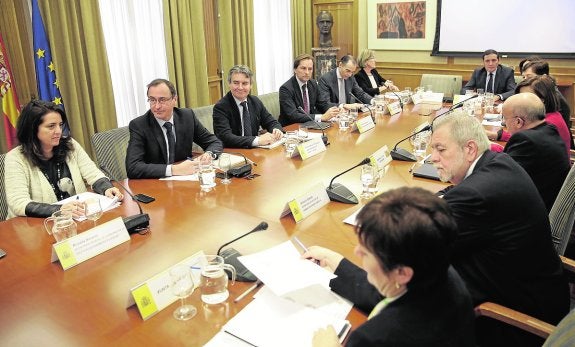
[293,236,320,265]
[234,280,262,303]
[408,162,416,173]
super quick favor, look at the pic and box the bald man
[501,93,570,211]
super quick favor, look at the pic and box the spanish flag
[32,0,65,109]
[0,33,20,149]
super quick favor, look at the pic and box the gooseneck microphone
[349,93,375,123]
[390,94,480,162]
[224,152,254,178]
[297,106,329,145]
[391,90,404,110]
[217,221,269,282]
[326,158,371,204]
[99,165,150,234]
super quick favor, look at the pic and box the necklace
[41,161,67,200]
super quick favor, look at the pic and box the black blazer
[462,64,516,100]
[317,69,373,107]
[354,68,387,97]
[213,92,283,148]
[126,107,223,179]
[278,76,329,126]
[504,123,570,211]
[442,151,569,344]
[331,259,475,347]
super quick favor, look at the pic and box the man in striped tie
[461,49,516,102]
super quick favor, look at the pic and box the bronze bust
[317,11,334,48]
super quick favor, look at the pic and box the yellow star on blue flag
[32,0,65,111]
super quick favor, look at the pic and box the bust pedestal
[312,47,340,78]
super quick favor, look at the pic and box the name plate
[128,251,205,320]
[453,94,474,104]
[50,217,130,270]
[369,145,392,169]
[387,101,402,115]
[295,137,326,160]
[354,116,375,133]
[411,92,423,105]
[280,183,330,222]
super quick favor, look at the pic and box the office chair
[191,105,215,153]
[419,74,462,101]
[258,92,280,120]
[91,126,130,181]
[549,163,575,255]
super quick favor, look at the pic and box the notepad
[412,163,441,181]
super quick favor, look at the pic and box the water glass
[218,153,232,185]
[348,108,358,121]
[338,114,351,131]
[360,164,375,199]
[284,131,299,157]
[170,265,197,321]
[413,131,431,159]
[199,157,216,192]
[298,124,309,141]
[84,197,103,226]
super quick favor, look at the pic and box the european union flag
[32,0,64,109]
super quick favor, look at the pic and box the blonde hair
[358,49,375,68]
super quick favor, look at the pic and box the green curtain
[163,0,210,108]
[291,0,313,58]
[39,0,116,156]
[218,0,257,95]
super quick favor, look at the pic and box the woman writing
[306,187,475,347]
[5,100,123,219]
[355,49,399,97]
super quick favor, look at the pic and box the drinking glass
[338,114,351,131]
[284,131,299,157]
[218,153,232,185]
[170,265,197,321]
[298,124,308,141]
[413,131,431,159]
[348,108,358,121]
[360,164,375,199]
[84,197,103,226]
[199,157,216,192]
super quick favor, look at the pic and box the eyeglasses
[147,97,173,105]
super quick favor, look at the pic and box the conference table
[0,104,451,346]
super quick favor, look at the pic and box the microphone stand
[390,94,479,162]
[326,158,371,204]
[224,152,254,178]
[217,221,269,282]
[99,165,150,233]
[349,93,375,123]
[297,106,329,145]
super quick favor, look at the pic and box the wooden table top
[0,105,450,346]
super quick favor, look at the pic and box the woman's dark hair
[16,99,72,167]
[515,75,559,113]
[355,187,457,290]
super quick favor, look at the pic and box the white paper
[257,137,286,149]
[222,287,350,347]
[159,173,199,181]
[238,241,336,296]
[54,191,120,221]
[343,207,363,226]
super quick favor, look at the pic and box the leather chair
[91,126,130,181]
[258,92,280,120]
[419,74,462,101]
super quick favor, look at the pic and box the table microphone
[224,152,253,178]
[297,106,329,145]
[217,221,268,282]
[326,158,370,204]
[99,165,150,234]
[390,94,479,162]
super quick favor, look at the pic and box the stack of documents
[205,241,352,347]
[55,191,120,221]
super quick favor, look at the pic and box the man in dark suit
[278,53,339,126]
[462,49,516,101]
[126,79,223,179]
[318,55,373,110]
[213,65,283,148]
[430,113,569,347]
[502,93,569,211]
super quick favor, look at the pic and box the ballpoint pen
[234,280,262,303]
[293,236,320,265]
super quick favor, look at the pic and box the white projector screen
[432,0,575,57]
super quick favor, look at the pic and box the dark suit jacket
[213,92,283,148]
[331,259,475,347]
[318,69,373,107]
[442,151,569,345]
[278,76,329,126]
[126,107,223,179]
[354,68,387,97]
[504,123,570,211]
[462,64,516,100]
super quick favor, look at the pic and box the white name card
[411,92,423,105]
[453,94,474,104]
[294,137,326,160]
[354,116,375,133]
[369,145,392,169]
[387,101,402,115]
[128,251,205,320]
[51,217,130,270]
[280,183,330,222]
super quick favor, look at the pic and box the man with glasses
[126,78,223,179]
[430,112,569,347]
[501,93,569,211]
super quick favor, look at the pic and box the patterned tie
[338,78,346,104]
[486,73,494,93]
[302,84,310,114]
[240,101,252,136]
[163,122,175,164]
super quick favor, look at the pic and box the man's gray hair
[432,111,490,153]
[227,65,253,84]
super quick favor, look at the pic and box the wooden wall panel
[313,0,357,59]
[203,0,222,104]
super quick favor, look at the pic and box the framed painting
[367,0,437,50]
